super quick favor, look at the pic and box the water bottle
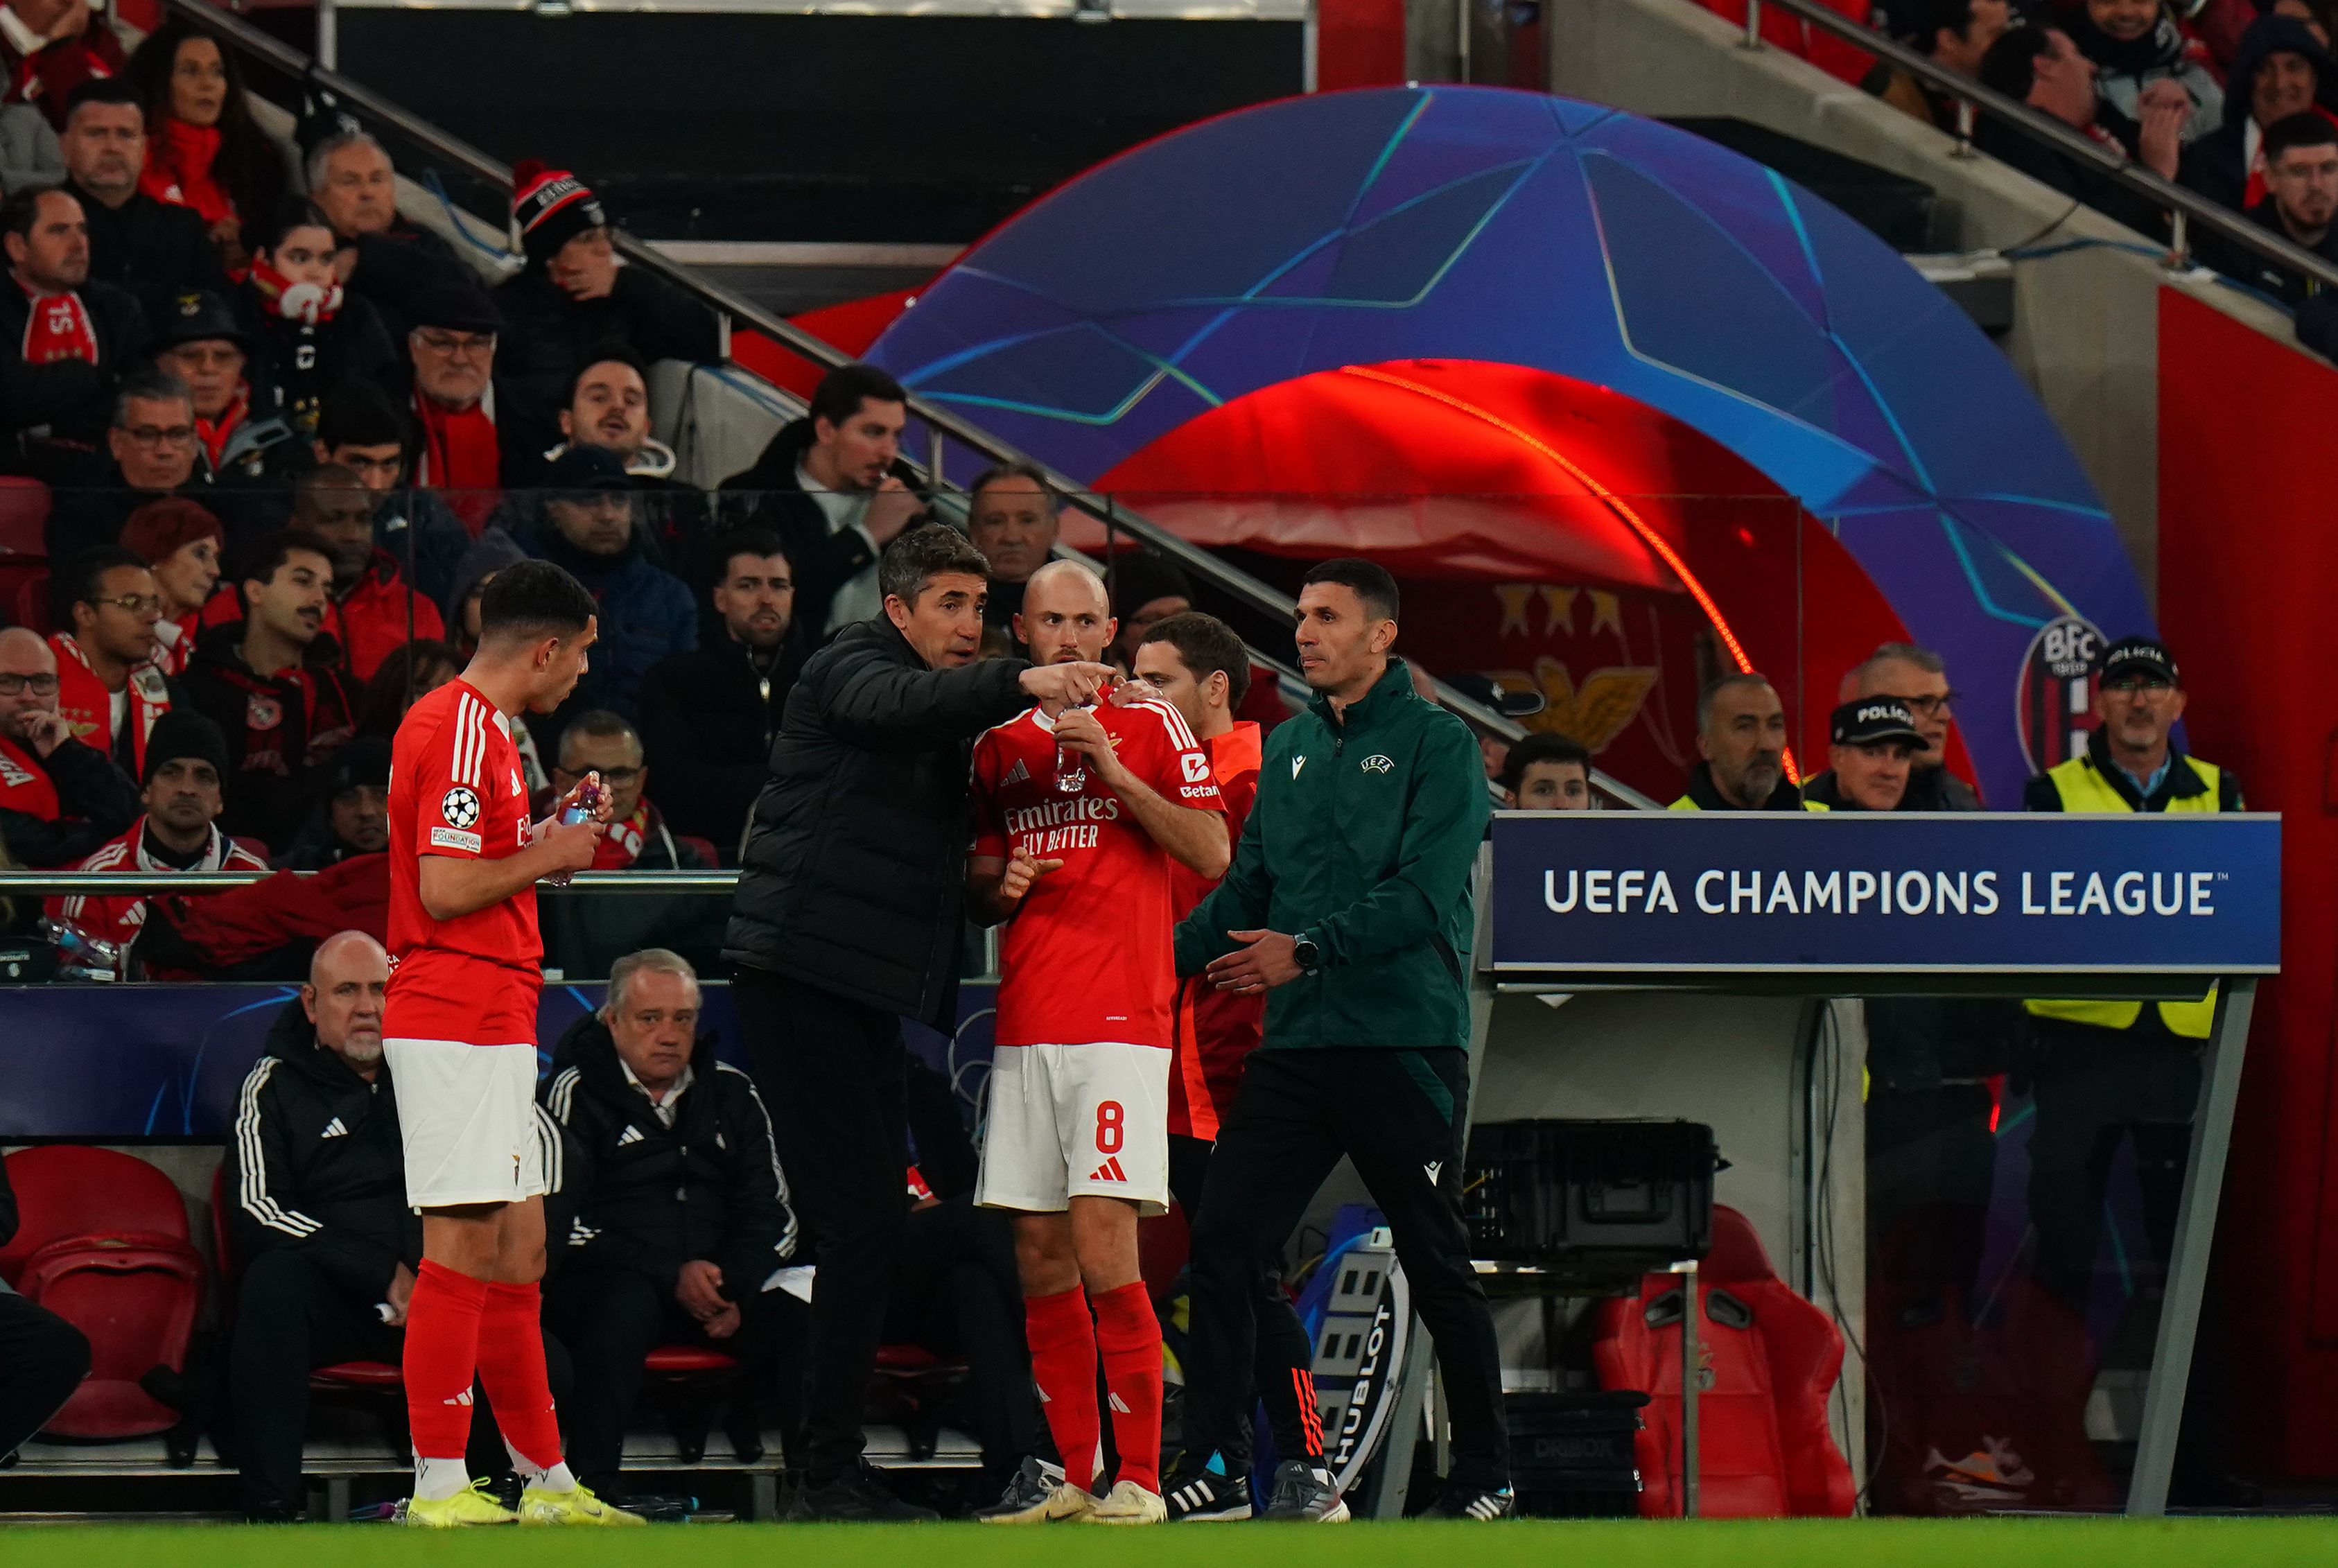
[1054,704,1090,794]
[41,916,123,982]
[546,772,606,887]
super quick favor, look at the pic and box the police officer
[1802,698,1925,810]
[2021,635,2241,1307]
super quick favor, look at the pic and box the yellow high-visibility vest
[2023,751,2226,1039]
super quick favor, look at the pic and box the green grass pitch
[1,1519,2335,1567]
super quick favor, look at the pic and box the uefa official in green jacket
[1167,558,1512,1522]
[2020,634,2242,1308]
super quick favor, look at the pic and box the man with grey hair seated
[541,948,799,1499]
[304,122,471,348]
[226,931,573,1520]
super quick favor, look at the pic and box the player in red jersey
[1132,613,1345,1522]
[383,559,637,1528]
[967,561,1229,1526]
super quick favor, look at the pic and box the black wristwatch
[1291,934,1322,975]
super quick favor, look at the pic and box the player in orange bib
[383,559,636,1527]
[967,561,1229,1526]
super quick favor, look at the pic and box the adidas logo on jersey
[320,1117,348,1139]
[1001,758,1031,787]
[1088,1156,1129,1183]
[616,1126,645,1147]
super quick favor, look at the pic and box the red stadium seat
[1591,1205,1856,1518]
[7,567,49,636]
[676,835,722,869]
[0,475,49,557]
[645,1344,738,1375]
[0,1147,204,1440]
[873,1343,968,1462]
[208,1168,408,1402]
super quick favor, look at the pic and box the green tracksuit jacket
[1174,657,1488,1051]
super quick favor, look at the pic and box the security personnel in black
[540,949,799,1499]
[225,931,573,1520]
[2021,636,2242,1307]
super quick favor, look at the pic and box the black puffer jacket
[223,999,419,1300]
[723,618,1029,1027]
[543,1013,795,1301]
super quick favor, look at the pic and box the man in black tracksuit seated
[541,948,799,1497]
[226,929,573,1520]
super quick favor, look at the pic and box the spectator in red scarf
[0,183,147,464]
[404,279,507,534]
[0,0,125,132]
[148,288,303,489]
[0,624,139,869]
[124,19,288,278]
[46,543,169,774]
[494,160,717,483]
[47,706,266,962]
[235,198,397,445]
[119,493,225,676]
[177,528,358,848]
[550,708,711,871]
[60,77,227,324]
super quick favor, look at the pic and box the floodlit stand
[1366,817,2276,1521]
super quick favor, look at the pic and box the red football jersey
[1168,722,1266,1140]
[385,678,541,1044]
[972,695,1223,1048]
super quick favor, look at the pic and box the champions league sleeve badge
[440,786,482,828]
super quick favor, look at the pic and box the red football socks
[1024,1286,1101,1490]
[403,1261,487,1459]
[1092,1280,1164,1495]
[474,1279,564,1472]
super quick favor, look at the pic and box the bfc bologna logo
[2017,616,2102,776]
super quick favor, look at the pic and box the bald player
[0,625,140,869]
[967,559,1228,1526]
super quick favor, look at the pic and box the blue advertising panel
[1489,812,2280,979]
[0,981,1001,1142]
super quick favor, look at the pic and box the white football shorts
[976,1041,1171,1217]
[383,1038,548,1208]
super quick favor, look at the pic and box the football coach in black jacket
[542,948,799,1497]
[723,524,1110,1519]
[226,930,571,1520]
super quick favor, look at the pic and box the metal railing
[155,0,1656,811]
[0,870,734,894]
[1731,0,2338,292]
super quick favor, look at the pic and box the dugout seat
[0,1147,204,1440]
[1591,1204,1856,1518]
[207,1166,408,1414]
[872,1343,967,1463]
